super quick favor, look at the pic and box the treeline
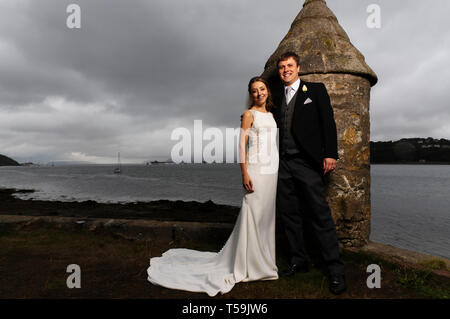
[0,154,20,166]
[370,138,450,163]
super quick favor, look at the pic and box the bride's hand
[242,173,254,192]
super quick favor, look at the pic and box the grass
[394,267,449,299]
[420,258,448,271]
[0,224,449,299]
[341,249,450,299]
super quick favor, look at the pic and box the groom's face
[278,57,300,86]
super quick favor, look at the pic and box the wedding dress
[147,109,279,296]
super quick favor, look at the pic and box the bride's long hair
[247,76,275,112]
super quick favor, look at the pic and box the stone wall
[302,73,372,247]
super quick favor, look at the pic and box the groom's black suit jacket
[272,80,339,172]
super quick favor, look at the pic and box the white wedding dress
[147,109,279,296]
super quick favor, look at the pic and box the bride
[147,76,279,296]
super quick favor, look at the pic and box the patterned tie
[285,86,294,104]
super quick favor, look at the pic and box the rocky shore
[0,188,240,223]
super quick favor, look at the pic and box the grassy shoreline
[1,223,449,299]
[1,187,449,299]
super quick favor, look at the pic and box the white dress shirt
[284,78,300,104]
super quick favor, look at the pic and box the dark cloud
[0,0,449,163]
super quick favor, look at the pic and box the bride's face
[250,81,268,106]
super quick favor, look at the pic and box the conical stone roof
[262,0,377,86]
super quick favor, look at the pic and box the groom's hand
[323,158,337,175]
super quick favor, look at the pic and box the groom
[272,51,346,295]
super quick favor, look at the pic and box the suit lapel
[292,80,308,119]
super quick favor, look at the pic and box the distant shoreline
[2,162,449,167]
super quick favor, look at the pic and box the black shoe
[329,274,346,295]
[280,263,309,277]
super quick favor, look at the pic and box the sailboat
[114,152,121,174]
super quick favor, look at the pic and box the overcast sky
[0,0,449,164]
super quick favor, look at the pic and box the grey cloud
[0,0,449,162]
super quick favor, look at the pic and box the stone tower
[262,0,377,247]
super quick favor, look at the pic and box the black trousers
[277,153,344,275]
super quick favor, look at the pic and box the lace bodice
[245,109,278,171]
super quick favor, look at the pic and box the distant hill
[370,138,450,163]
[47,161,95,166]
[0,154,20,166]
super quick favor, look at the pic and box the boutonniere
[302,84,308,93]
